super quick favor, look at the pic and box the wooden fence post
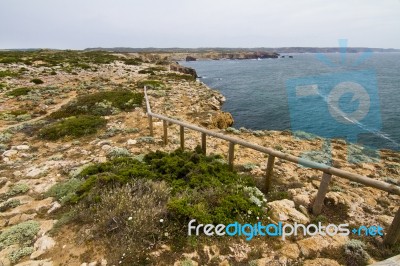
[148,115,153,136]
[201,133,206,155]
[163,120,168,145]
[312,172,332,215]
[384,208,400,245]
[265,155,275,192]
[180,125,185,150]
[228,142,235,170]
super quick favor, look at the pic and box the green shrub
[0,220,40,249]
[9,247,34,263]
[0,70,19,78]
[123,58,143,65]
[45,178,84,204]
[30,78,44,84]
[6,87,32,97]
[50,90,143,119]
[6,183,29,197]
[138,66,166,74]
[0,199,21,212]
[74,180,172,264]
[38,115,106,140]
[136,80,165,89]
[344,239,370,265]
[162,72,195,81]
[72,149,266,224]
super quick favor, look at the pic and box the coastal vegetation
[49,148,267,263]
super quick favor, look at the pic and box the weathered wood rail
[144,86,400,245]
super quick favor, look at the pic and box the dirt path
[0,91,76,132]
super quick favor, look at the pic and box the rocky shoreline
[0,51,399,265]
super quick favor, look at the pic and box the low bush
[138,66,167,74]
[0,220,40,249]
[0,70,19,78]
[38,115,106,140]
[6,87,31,97]
[30,78,44,84]
[45,178,84,204]
[58,148,267,264]
[123,58,143,65]
[344,239,370,266]
[162,72,195,81]
[50,89,143,119]
[0,199,21,212]
[70,148,266,224]
[136,80,165,89]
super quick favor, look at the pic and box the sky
[0,0,399,49]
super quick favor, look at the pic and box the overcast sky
[1,0,399,49]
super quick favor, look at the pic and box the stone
[30,235,56,259]
[293,194,310,207]
[267,199,310,224]
[377,215,393,227]
[297,236,331,258]
[88,262,98,266]
[0,177,7,188]
[26,167,45,178]
[38,220,56,236]
[14,145,30,150]
[101,144,112,151]
[3,149,18,157]
[279,243,300,259]
[8,213,37,226]
[47,201,61,214]
[4,198,53,218]
[127,139,137,145]
[209,112,234,129]
[13,171,22,177]
[303,258,341,266]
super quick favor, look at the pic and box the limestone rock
[209,112,234,129]
[267,199,310,224]
[30,235,56,259]
[279,243,300,259]
[303,258,341,266]
[127,139,137,145]
[26,167,45,178]
[293,194,311,207]
[297,236,331,258]
[3,149,18,157]
[14,145,30,150]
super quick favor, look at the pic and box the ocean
[181,53,400,151]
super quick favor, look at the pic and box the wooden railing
[144,86,400,245]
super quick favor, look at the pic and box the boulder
[279,243,300,259]
[267,199,310,224]
[185,56,197,61]
[297,236,330,258]
[209,112,234,129]
[3,150,18,157]
[30,235,56,259]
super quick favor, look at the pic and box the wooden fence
[144,86,400,245]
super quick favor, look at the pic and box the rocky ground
[0,52,399,265]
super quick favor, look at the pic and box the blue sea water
[181,53,400,151]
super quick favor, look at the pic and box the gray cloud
[0,0,399,49]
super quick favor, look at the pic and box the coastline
[0,51,399,265]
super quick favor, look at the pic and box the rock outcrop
[170,63,197,78]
